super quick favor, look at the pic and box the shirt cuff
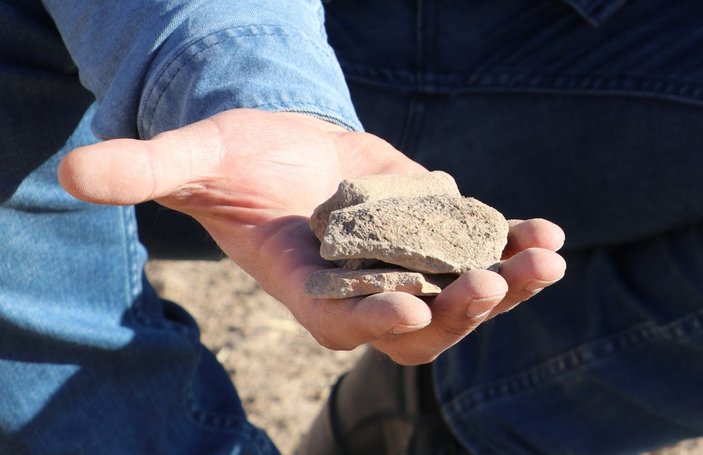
[136,25,362,139]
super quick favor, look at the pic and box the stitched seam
[339,64,703,99]
[243,102,360,131]
[184,388,277,452]
[139,25,339,138]
[449,307,703,411]
[184,390,253,431]
[142,27,287,137]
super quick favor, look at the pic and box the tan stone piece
[320,195,508,274]
[309,171,460,241]
[304,268,456,299]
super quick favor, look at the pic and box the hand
[58,108,566,365]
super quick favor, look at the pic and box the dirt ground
[145,259,702,455]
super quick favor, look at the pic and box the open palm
[59,109,565,365]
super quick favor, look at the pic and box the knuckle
[441,322,474,338]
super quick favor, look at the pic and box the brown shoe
[295,348,468,455]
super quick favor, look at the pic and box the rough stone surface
[320,195,509,274]
[305,268,456,299]
[305,172,508,299]
[310,171,460,241]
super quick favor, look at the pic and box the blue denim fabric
[325,0,703,453]
[5,0,703,453]
[39,0,361,138]
[0,104,279,454]
[561,0,627,26]
[1,0,361,453]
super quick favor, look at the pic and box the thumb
[57,125,221,205]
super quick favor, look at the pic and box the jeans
[325,0,703,453]
[0,103,278,453]
[3,0,352,451]
[3,1,703,455]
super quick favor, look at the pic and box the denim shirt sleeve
[41,0,362,139]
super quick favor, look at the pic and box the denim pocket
[561,0,627,26]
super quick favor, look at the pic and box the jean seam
[184,389,253,431]
[339,64,703,106]
[448,307,703,412]
[397,95,425,158]
[185,384,279,455]
[181,387,279,453]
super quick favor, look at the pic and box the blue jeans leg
[346,86,703,454]
[0,105,279,454]
[326,1,703,449]
[435,233,703,455]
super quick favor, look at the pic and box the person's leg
[0,105,278,454]
[433,224,703,455]
[303,87,703,455]
[314,0,703,453]
[389,93,703,455]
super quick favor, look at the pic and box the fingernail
[391,320,431,335]
[466,295,502,318]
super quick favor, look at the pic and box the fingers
[503,218,565,259]
[371,269,508,365]
[298,271,507,366]
[491,247,567,316]
[294,292,434,352]
[298,246,565,365]
[293,234,566,366]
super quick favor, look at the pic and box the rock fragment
[320,195,508,274]
[304,172,509,299]
[310,171,460,241]
[305,268,456,299]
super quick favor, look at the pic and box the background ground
[145,258,702,455]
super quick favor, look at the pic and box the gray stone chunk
[310,171,460,241]
[305,268,456,299]
[320,195,508,274]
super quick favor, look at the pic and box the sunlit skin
[58,108,566,366]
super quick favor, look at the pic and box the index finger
[502,218,565,259]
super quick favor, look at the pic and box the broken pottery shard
[305,268,456,299]
[320,195,509,274]
[310,171,460,241]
